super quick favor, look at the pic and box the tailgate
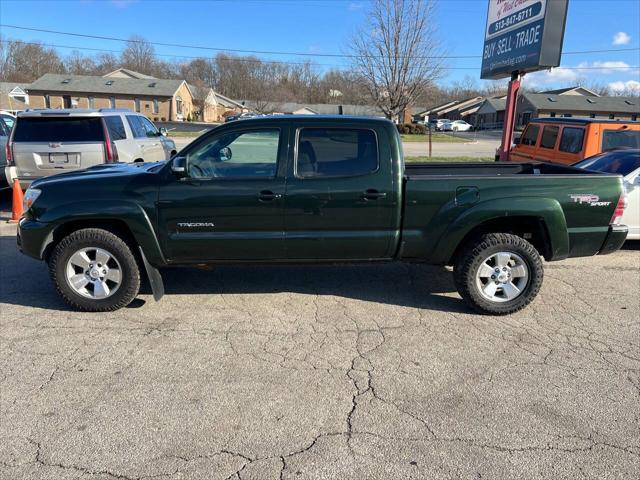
[12,116,106,179]
[13,142,105,177]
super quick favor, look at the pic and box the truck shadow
[159,263,467,313]
[0,235,468,314]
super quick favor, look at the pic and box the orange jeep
[510,118,640,165]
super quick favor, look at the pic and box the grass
[167,130,209,138]
[405,156,493,163]
[400,133,467,143]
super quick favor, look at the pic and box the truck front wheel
[48,228,141,312]
[453,233,543,315]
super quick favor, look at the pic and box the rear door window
[104,116,127,141]
[296,128,378,178]
[126,115,146,138]
[602,130,640,150]
[13,117,104,142]
[520,124,539,146]
[558,127,585,153]
[540,125,559,149]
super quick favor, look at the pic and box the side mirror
[219,146,232,162]
[159,127,168,136]
[171,156,188,178]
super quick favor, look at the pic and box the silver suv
[5,109,177,188]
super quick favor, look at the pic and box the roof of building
[244,101,385,117]
[27,73,186,97]
[539,86,600,97]
[522,93,639,113]
[103,68,156,79]
[476,96,507,114]
[0,81,30,111]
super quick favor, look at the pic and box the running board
[139,247,165,301]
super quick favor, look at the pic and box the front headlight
[23,188,41,211]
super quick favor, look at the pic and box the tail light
[610,194,627,225]
[5,140,13,165]
[101,120,117,163]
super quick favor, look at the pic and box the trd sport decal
[569,194,611,207]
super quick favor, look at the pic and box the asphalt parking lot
[1,214,638,479]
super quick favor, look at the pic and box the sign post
[481,0,569,160]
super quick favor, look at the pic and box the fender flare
[41,200,166,266]
[430,196,569,264]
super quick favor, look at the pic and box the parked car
[574,149,640,240]
[510,118,640,165]
[17,116,628,313]
[448,120,473,132]
[5,109,177,189]
[435,119,450,131]
[225,113,241,122]
[0,111,16,187]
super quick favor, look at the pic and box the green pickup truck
[17,116,628,314]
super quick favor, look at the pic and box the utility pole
[497,71,522,161]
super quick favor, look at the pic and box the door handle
[258,190,282,202]
[361,189,387,200]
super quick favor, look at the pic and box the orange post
[8,179,24,223]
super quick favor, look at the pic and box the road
[1,220,638,479]
[170,134,501,159]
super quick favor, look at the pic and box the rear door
[283,124,396,259]
[534,124,560,162]
[554,125,586,164]
[11,116,105,180]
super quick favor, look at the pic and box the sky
[1,0,639,93]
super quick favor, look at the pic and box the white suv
[5,108,177,188]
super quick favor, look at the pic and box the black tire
[453,233,543,315]
[48,228,141,312]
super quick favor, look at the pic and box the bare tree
[349,0,444,120]
[121,35,156,75]
[65,50,97,75]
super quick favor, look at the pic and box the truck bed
[404,161,599,177]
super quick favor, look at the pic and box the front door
[284,125,396,259]
[157,127,287,262]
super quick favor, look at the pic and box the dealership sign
[481,0,569,79]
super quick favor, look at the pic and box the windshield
[574,150,640,176]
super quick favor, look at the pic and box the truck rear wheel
[48,228,140,312]
[453,233,543,315]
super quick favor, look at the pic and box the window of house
[125,115,146,138]
[188,129,280,179]
[296,128,378,178]
[559,127,585,154]
[590,113,596,118]
[176,96,183,114]
[109,97,116,108]
[520,124,540,146]
[104,116,127,141]
[549,112,556,118]
[88,96,95,109]
[153,98,159,114]
[134,98,141,112]
[632,115,637,121]
[562,113,572,118]
[540,126,559,149]
[609,114,615,119]
[45,95,51,108]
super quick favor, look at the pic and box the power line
[2,23,639,60]
[8,40,640,72]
